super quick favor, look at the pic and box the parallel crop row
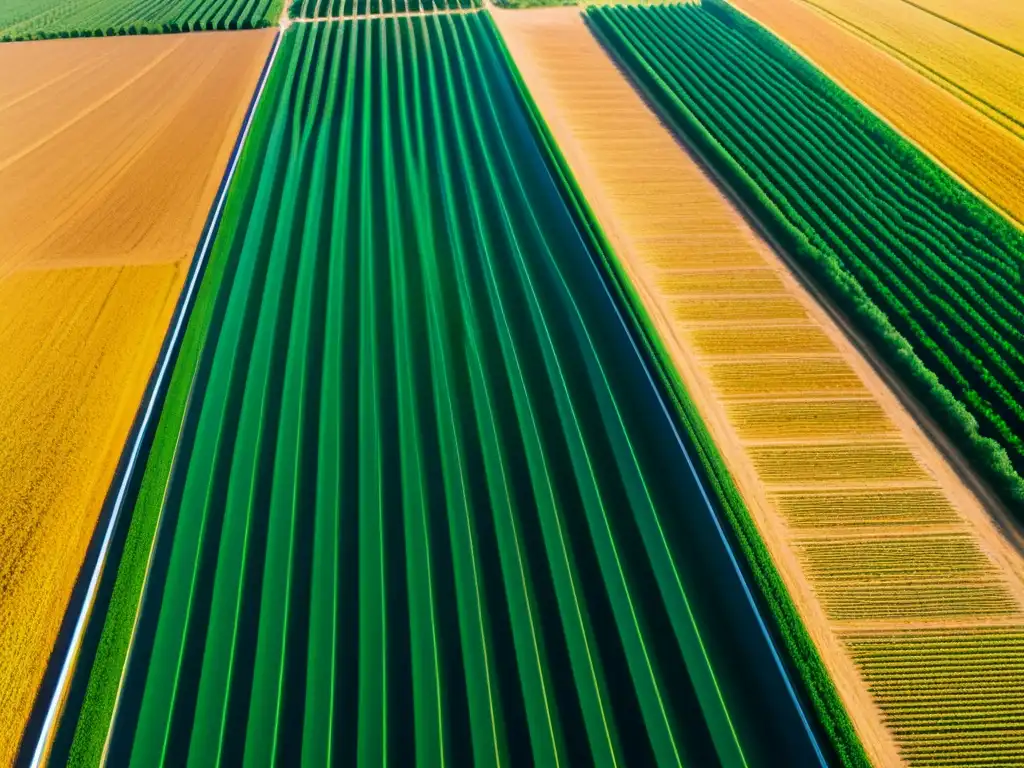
[65,14,826,767]
[842,629,1024,766]
[0,0,282,41]
[291,0,476,19]
[588,2,1024,513]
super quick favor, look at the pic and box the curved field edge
[499,12,866,767]
[56,34,286,768]
[588,0,1024,515]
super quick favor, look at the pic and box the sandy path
[493,7,1024,765]
[0,30,274,762]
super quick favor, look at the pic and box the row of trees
[589,3,1024,513]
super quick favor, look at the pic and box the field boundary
[583,8,1017,535]
[579,11,879,765]
[17,30,283,767]
[724,0,1024,232]
[791,0,1024,142]
[599,1,1024,513]
[490,10,831,765]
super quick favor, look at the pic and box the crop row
[0,0,282,41]
[291,0,476,19]
[54,13,827,767]
[841,629,1024,765]
[587,2,1024,513]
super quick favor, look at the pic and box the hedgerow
[588,2,1024,513]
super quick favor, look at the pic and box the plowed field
[0,29,272,761]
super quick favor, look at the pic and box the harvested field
[725,399,896,440]
[906,0,1024,53]
[746,443,929,484]
[657,268,785,295]
[707,359,865,397]
[496,7,1024,765]
[670,296,807,322]
[797,0,1024,137]
[770,489,960,528]
[686,325,834,355]
[728,0,1024,226]
[0,30,273,762]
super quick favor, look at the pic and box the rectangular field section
[0,0,282,40]
[0,31,273,764]
[589,2,1024,512]
[292,0,477,19]
[98,14,823,768]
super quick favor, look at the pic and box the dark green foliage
[63,15,827,766]
[588,3,1024,514]
[291,0,479,20]
[0,0,281,42]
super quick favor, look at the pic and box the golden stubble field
[0,29,273,760]
[727,0,1024,228]
[796,0,1024,136]
[495,8,1024,765]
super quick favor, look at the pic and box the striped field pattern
[90,14,825,766]
[291,0,477,20]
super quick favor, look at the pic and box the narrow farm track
[494,7,1024,766]
[100,15,825,767]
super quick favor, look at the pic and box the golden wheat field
[728,0,1024,227]
[801,0,1024,137]
[908,0,1024,53]
[0,30,273,760]
[495,7,1024,764]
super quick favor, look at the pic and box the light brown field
[0,29,273,760]
[494,8,1024,765]
[728,0,1024,227]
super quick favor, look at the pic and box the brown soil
[0,29,273,761]
[494,7,1024,765]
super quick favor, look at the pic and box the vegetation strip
[28,31,284,768]
[588,1,1024,515]
[70,14,830,764]
[503,10,870,764]
[291,0,477,18]
[0,0,284,41]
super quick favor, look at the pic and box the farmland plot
[0,0,282,41]
[793,0,1024,139]
[292,0,477,19]
[497,6,1024,765]
[590,2,1024,513]
[72,15,827,767]
[0,31,273,764]
[727,0,1024,226]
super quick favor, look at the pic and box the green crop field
[588,1,1024,514]
[50,13,830,766]
[0,0,282,41]
[291,0,476,18]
